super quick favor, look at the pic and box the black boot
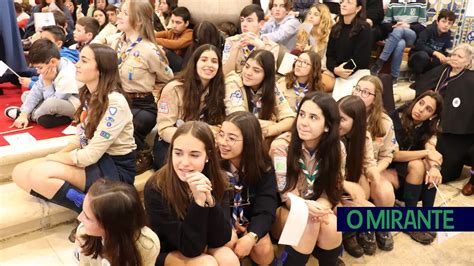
[282,246,310,266]
[343,232,363,258]
[50,182,85,213]
[313,244,343,266]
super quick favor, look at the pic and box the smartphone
[343,59,357,71]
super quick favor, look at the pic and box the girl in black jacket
[144,121,239,266]
[217,111,278,264]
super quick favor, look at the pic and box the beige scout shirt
[77,223,160,266]
[157,80,210,143]
[276,77,309,113]
[69,92,136,168]
[112,36,174,93]
[280,142,346,202]
[371,113,398,168]
[224,71,295,121]
[222,34,280,74]
[363,131,378,174]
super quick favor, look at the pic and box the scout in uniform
[153,44,226,169]
[224,50,295,155]
[113,0,174,173]
[276,51,324,113]
[222,4,280,75]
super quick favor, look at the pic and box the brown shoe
[406,232,434,245]
[462,183,474,196]
[343,233,364,258]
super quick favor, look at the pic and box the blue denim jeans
[380,27,417,78]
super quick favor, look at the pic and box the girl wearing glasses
[112,0,173,174]
[294,3,334,91]
[352,75,397,248]
[276,51,323,113]
[272,92,343,265]
[154,44,226,169]
[337,95,388,257]
[325,0,372,91]
[144,121,239,266]
[217,111,278,264]
[224,49,296,152]
[385,91,443,244]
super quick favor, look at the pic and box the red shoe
[462,183,474,196]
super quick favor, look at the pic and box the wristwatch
[247,232,259,242]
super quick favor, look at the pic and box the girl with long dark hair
[325,0,372,91]
[144,121,239,266]
[271,92,343,266]
[76,179,160,266]
[385,91,443,245]
[217,111,277,264]
[153,44,226,169]
[338,95,391,257]
[13,44,136,215]
[224,49,296,154]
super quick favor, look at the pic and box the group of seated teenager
[4,0,474,265]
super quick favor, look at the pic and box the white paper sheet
[62,125,78,135]
[332,69,371,101]
[278,193,309,246]
[277,53,298,75]
[34,12,55,33]
[3,133,37,146]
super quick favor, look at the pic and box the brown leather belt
[128,92,153,99]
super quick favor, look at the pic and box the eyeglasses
[217,131,243,146]
[295,59,311,67]
[353,86,375,98]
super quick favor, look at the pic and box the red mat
[0,83,68,147]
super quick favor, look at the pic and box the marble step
[0,136,74,182]
[0,170,153,242]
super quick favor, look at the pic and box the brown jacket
[155,28,193,56]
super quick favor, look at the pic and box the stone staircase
[0,128,158,242]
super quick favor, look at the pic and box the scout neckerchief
[78,104,89,148]
[199,89,210,121]
[242,44,255,61]
[293,81,308,110]
[116,34,143,66]
[298,151,320,197]
[226,170,249,233]
[250,88,262,117]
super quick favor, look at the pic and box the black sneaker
[343,233,364,258]
[357,232,376,255]
[406,232,435,245]
[375,232,394,251]
[136,149,153,175]
[392,77,398,87]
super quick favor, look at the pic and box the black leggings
[436,133,474,183]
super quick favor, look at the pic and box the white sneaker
[4,106,21,120]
